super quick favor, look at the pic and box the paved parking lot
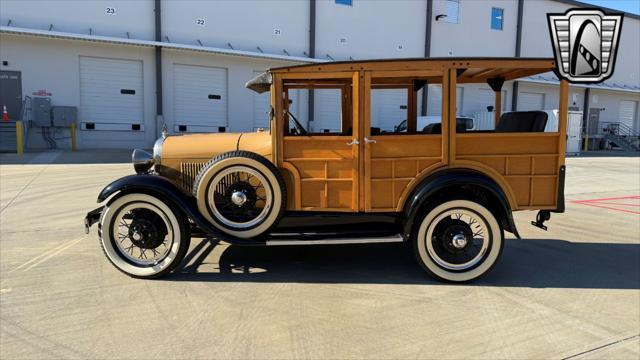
[1,151,639,359]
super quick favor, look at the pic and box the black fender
[97,174,261,245]
[403,169,521,239]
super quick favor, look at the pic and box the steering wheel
[287,110,307,135]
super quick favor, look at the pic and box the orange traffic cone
[2,105,9,122]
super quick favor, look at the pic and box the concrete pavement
[0,153,638,359]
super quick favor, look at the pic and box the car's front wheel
[412,200,504,282]
[98,193,190,278]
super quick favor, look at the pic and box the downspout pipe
[421,0,433,116]
[308,0,316,125]
[511,0,524,111]
[154,0,164,137]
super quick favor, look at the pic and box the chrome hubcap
[231,191,248,206]
[451,233,467,249]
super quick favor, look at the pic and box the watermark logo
[547,9,623,83]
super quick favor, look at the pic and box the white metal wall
[0,0,638,150]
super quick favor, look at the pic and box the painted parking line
[571,195,640,215]
[8,237,84,273]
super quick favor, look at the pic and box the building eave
[521,76,640,94]
[0,26,322,64]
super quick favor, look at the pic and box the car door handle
[346,139,360,146]
[364,137,376,144]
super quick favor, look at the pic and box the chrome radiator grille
[180,162,206,193]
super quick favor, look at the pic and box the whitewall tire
[98,193,190,278]
[193,151,286,239]
[413,200,504,282]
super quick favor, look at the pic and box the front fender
[97,175,257,245]
[403,169,521,239]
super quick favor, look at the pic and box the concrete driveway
[1,152,638,359]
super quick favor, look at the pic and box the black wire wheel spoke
[208,166,273,229]
[426,209,491,272]
[111,202,174,266]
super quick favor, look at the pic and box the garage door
[174,64,227,133]
[371,89,407,132]
[312,89,341,133]
[618,100,637,131]
[518,92,545,111]
[79,57,144,132]
[426,85,463,116]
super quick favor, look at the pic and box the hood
[162,131,271,160]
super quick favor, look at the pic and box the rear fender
[403,169,521,239]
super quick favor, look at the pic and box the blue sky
[581,0,640,15]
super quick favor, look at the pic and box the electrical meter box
[51,106,77,127]
[32,97,52,126]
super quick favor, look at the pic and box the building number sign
[196,19,205,26]
[105,7,116,15]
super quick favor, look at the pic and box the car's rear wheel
[98,193,190,278]
[412,200,504,282]
[193,151,286,239]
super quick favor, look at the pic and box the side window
[491,7,504,30]
[335,0,352,6]
[283,79,351,136]
[370,88,408,134]
[444,0,460,24]
[311,89,343,134]
[369,78,443,136]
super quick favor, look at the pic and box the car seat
[496,111,548,132]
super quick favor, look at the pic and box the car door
[361,69,450,212]
[276,71,361,211]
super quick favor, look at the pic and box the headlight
[132,149,154,174]
[153,136,164,166]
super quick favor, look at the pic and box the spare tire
[192,151,286,239]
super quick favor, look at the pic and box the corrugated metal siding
[518,92,545,111]
[618,100,637,130]
[312,89,341,133]
[79,56,144,126]
[173,64,228,131]
[371,89,407,131]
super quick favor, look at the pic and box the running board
[265,233,404,246]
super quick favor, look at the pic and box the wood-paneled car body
[85,58,568,282]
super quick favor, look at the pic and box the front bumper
[84,206,104,234]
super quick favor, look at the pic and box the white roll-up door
[312,89,341,133]
[371,89,407,131]
[173,64,227,133]
[518,92,545,111]
[618,100,637,131]
[79,56,144,132]
[426,85,463,116]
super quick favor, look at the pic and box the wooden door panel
[283,137,358,211]
[366,135,443,211]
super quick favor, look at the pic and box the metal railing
[601,121,639,151]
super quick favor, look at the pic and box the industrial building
[0,0,638,150]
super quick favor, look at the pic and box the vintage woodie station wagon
[85,57,569,282]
